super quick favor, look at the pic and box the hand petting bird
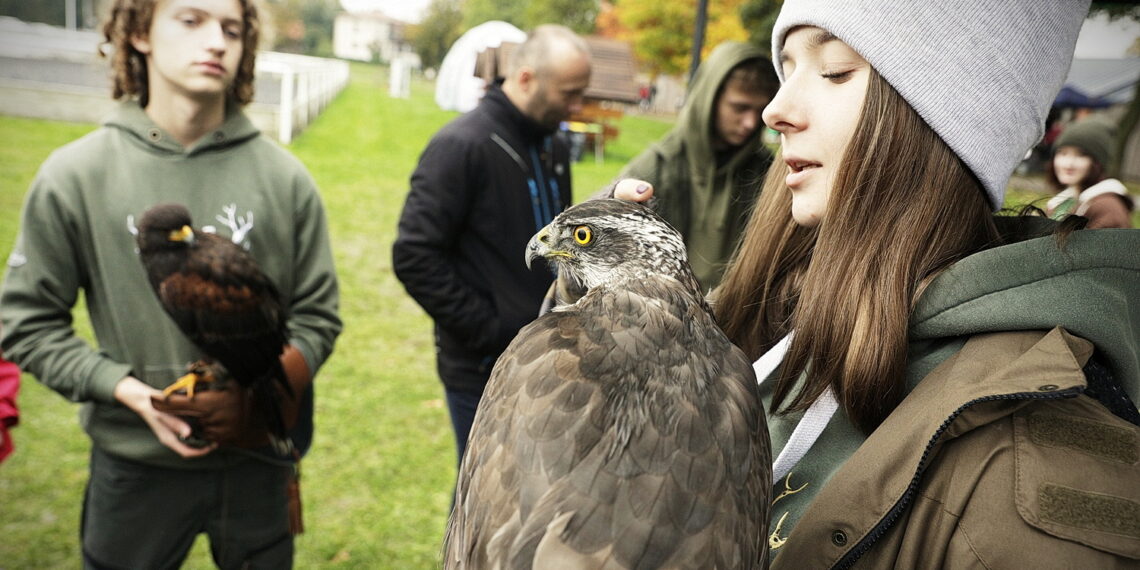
[445,199,771,569]
[136,203,293,455]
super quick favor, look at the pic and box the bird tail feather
[252,361,293,457]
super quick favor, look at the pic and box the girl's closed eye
[820,70,853,83]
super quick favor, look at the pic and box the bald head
[503,25,592,131]
[508,25,591,77]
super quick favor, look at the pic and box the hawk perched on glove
[136,203,292,453]
[444,199,771,569]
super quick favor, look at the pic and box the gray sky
[1075,12,1140,59]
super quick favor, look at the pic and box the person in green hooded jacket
[615,0,1139,566]
[619,41,778,291]
[0,0,341,567]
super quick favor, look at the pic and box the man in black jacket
[393,25,591,464]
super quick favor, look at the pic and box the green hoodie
[620,42,774,290]
[761,223,1140,552]
[1,102,342,469]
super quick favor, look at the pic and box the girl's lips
[784,160,821,188]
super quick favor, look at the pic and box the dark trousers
[444,386,484,464]
[82,447,293,570]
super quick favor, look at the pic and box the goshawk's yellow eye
[573,225,593,246]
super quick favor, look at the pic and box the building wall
[333,13,403,64]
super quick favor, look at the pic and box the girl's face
[1053,146,1093,187]
[763,27,871,227]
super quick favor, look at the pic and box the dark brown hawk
[136,203,292,451]
[444,199,771,569]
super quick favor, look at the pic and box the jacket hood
[103,100,261,156]
[912,224,1140,400]
[664,42,768,185]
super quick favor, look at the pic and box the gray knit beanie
[1054,117,1115,168]
[771,0,1090,210]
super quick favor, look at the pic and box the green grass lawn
[0,62,671,568]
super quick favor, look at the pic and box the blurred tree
[523,0,597,34]
[618,1,690,76]
[618,0,748,77]
[595,0,629,40]
[463,0,527,30]
[1089,1,1140,178]
[408,0,464,70]
[706,0,748,56]
[738,0,780,54]
[265,0,338,57]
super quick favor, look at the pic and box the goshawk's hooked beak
[525,227,551,270]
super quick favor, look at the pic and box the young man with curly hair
[0,1,341,567]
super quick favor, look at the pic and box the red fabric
[0,357,20,463]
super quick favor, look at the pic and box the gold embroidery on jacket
[770,511,791,550]
[769,472,810,550]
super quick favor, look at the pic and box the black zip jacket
[393,84,571,392]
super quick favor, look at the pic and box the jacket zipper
[831,386,1083,569]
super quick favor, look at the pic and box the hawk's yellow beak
[525,228,550,270]
[525,226,573,270]
[168,225,195,244]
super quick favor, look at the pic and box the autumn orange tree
[602,0,749,77]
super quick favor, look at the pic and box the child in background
[1045,117,1134,228]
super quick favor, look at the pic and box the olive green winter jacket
[766,226,1140,568]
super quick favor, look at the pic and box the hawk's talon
[163,372,201,399]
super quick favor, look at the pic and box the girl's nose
[762,84,797,133]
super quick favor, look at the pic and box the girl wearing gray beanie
[617,0,1139,567]
[1046,118,1135,228]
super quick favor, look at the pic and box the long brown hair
[101,0,261,107]
[715,69,1001,433]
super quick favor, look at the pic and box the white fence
[258,52,349,144]
[0,17,349,144]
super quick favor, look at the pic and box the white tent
[435,21,526,112]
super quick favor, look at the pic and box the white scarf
[752,333,839,482]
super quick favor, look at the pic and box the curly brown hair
[100,0,260,106]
